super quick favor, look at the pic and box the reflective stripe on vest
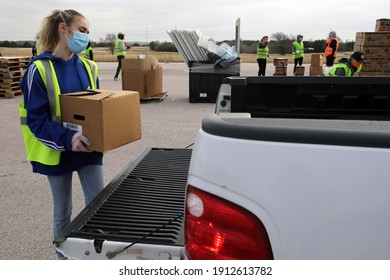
[19,58,97,165]
[292,41,304,59]
[79,56,98,89]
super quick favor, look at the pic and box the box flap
[63,90,116,101]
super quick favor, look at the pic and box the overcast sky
[1,0,389,43]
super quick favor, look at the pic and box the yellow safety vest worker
[84,46,92,60]
[19,57,98,165]
[292,41,304,59]
[256,43,269,59]
[326,62,362,77]
[114,39,126,56]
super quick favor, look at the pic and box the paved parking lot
[0,61,307,259]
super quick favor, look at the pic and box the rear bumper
[55,238,185,260]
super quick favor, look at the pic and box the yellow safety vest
[19,57,98,165]
[326,63,363,77]
[84,47,93,60]
[292,41,304,59]
[256,43,269,59]
[114,39,126,56]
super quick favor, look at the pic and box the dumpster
[167,18,241,103]
[188,58,240,102]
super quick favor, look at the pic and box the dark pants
[294,57,303,73]
[257,58,267,76]
[326,56,335,67]
[114,55,125,79]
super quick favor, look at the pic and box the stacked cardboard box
[122,55,163,99]
[273,58,288,76]
[355,19,390,76]
[375,18,390,32]
[309,54,324,76]
[0,57,30,98]
[294,66,305,76]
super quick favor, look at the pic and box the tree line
[0,31,355,54]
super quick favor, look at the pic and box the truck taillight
[185,186,273,260]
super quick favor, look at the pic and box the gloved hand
[71,132,91,152]
[296,50,300,53]
[309,47,314,50]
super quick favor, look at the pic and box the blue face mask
[66,27,89,54]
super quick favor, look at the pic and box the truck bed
[54,148,192,260]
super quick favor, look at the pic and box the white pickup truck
[55,76,390,260]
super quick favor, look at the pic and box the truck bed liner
[55,148,192,248]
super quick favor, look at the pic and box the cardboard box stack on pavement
[121,55,163,99]
[355,18,390,76]
[60,89,142,153]
[273,58,288,76]
[294,66,305,76]
[309,54,324,76]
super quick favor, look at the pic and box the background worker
[83,41,93,60]
[292,34,304,74]
[326,50,365,76]
[324,31,339,67]
[19,9,104,260]
[32,40,38,58]
[114,32,130,81]
[256,35,269,76]
[291,34,314,74]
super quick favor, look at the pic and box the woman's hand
[71,132,91,152]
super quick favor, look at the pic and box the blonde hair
[36,9,85,54]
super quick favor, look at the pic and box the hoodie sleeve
[20,63,76,152]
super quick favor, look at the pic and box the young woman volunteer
[19,9,104,259]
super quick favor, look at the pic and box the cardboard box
[375,19,390,32]
[354,45,390,59]
[311,54,323,66]
[355,32,390,47]
[122,55,163,99]
[273,58,288,67]
[274,66,287,75]
[309,66,323,76]
[294,66,305,75]
[60,89,141,152]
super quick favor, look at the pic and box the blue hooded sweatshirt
[19,52,103,176]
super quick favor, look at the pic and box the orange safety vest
[324,38,339,58]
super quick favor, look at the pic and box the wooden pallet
[0,70,22,79]
[0,56,30,65]
[0,57,30,73]
[0,57,26,99]
[0,88,22,98]
[0,75,22,84]
[140,91,168,101]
